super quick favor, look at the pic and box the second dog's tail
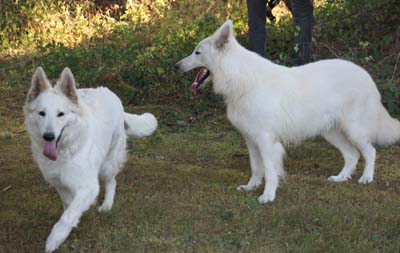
[124,112,157,138]
[376,105,400,146]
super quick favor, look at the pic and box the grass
[0,1,399,251]
[1,81,400,253]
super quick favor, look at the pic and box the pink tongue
[191,83,199,95]
[43,141,57,161]
[191,68,208,95]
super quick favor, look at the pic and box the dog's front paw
[327,174,351,183]
[45,236,61,253]
[45,221,72,252]
[358,175,373,184]
[257,193,275,204]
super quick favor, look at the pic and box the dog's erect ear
[215,20,233,49]
[58,67,78,104]
[27,67,51,103]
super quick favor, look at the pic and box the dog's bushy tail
[376,105,400,146]
[124,113,157,138]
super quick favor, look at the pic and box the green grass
[1,83,400,253]
[0,1,399,251]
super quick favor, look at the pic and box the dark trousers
[246,0,314,65]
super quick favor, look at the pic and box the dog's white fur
[24,67,157,252]
[176,20,400,204]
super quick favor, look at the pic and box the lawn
[1,1,399,252]
[0,81,399,253]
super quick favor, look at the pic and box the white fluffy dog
[24,67,157,252]
[176,20,400,204]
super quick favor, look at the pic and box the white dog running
[24,67,157,252]
[176,20,400,204]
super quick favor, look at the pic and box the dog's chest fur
[226,97,259,137]
[36,159,64,187]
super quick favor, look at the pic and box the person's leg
[284,0,293,12]
[247,0,268,57]
[287,0,314,65]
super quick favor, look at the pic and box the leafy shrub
[0,0,399,114]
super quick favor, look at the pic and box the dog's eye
[195,51,201,55]
[39,111,46,117]
[57,112,65,117]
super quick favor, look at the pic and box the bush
[1,0,399,114]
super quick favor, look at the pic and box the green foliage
[379,80,400,116]
[0,0,399,114]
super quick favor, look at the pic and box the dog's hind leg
[98,135,127,213]
[237,137,264,191]
[254,134,285,204]
[353,141,376,184]
[323,130,360,182]
[98,177,117,213]
[344,127,376,184]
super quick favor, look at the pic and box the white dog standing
[24,67,157,252]
[176,20,400,204]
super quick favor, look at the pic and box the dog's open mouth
[192,67,210,95]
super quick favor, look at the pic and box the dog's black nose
[43,132,55,141]
[175,63,180,71]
